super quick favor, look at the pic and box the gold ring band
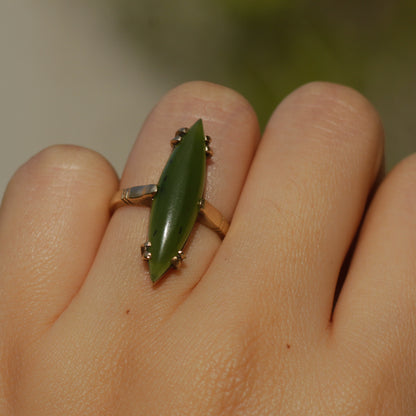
[109,119,228,283]
[110,185,229,239]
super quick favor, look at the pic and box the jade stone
[148,119,206,282]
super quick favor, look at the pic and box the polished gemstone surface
[148,119,206,282]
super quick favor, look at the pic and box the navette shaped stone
[147,119,207,282]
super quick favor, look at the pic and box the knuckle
[194,327,259,414]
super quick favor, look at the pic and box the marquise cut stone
[148,119,206,283]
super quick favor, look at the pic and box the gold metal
[204,135,213,158]
[109,125,229,243]
[198,199,229,239]
[110,189,229,239]
[141,241,152,261]
[176,127,189,137]
[170,136,182,148]
[171,127,189,149]
[110,184,157,213]
[171,250,185,268]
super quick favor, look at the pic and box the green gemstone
[148,119,206,282]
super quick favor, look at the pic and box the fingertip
[269,82,384,179]
[284,81,380,121]
[385,152,416,192]
[143,81,260,152]
[352,152,416,235]
[15,144,117,188]
[163,81,259,127]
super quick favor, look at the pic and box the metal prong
[175,127,189,137]
[171,127,189,149]
[204,135,213,158]
[171,250,185,269]
[171,136,182,148]
[141,241,152,261]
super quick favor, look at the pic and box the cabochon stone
[148,119,206,282]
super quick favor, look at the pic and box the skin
[0,81,415,415]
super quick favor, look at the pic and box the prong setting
[171,250,185,269]
[141,241,152,261]
[171,127,189,149]
[176,127,189,137]
[204,135,213,158]
[170,136,182,148]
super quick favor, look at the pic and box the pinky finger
[333,154,416,410]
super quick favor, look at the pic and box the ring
[110,119,229,283]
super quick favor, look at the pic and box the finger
[70,81,259,322]
[0,145,118,338]
[333,155,416,394]
[201,82,383,340]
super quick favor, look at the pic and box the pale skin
[0,81,415,415]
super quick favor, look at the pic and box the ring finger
[64,81,260,322]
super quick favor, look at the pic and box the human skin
[0,81,415,415]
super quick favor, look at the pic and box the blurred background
[1,0,415,197]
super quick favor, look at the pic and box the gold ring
[110,119,229,283]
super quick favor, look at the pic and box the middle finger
[201,82,384,339]
[68,81,260,321]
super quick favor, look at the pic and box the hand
[1,81,415,415]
